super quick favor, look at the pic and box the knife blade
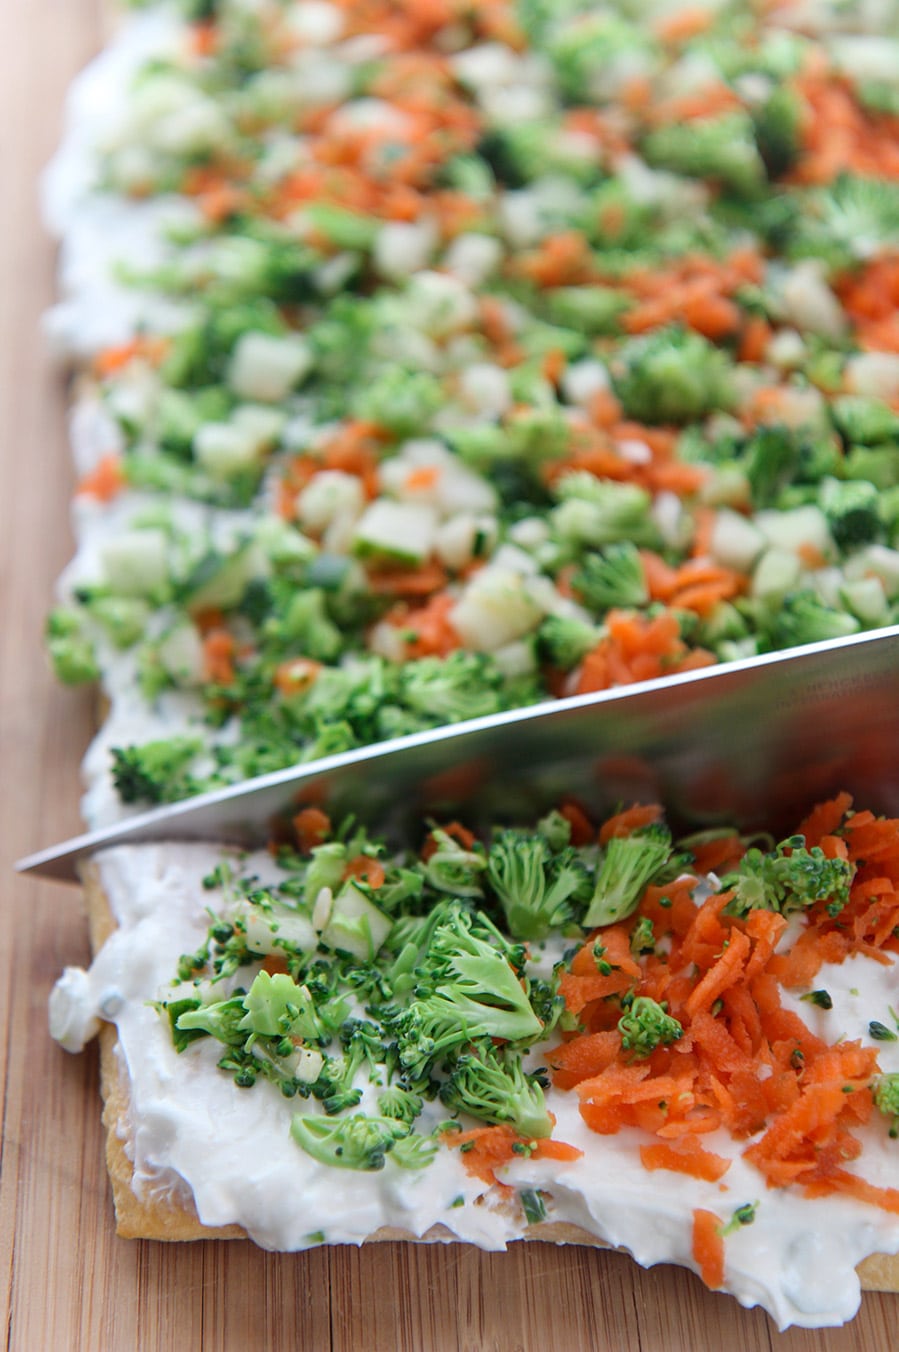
[18,626,899,882]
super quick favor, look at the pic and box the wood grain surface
[1,4,897,1349]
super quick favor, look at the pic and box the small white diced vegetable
[101,530,169,596]
[710,509,767,574]
[228,332,313,403]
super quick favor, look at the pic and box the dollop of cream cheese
[50,843,899,1328]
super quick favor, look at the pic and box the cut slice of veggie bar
[51,795,899,1328]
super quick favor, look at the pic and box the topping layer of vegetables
[50,0,899,813]
[160,791,899,1260]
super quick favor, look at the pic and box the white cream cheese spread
[51,841,899,1330]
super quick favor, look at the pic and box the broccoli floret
[424,829,487,898]
[237,970,326,1040]
[535,809,572,852]
[752,86,801,179]
[831,397,899,448]
[267,588,342,664]
[613,327,735,425]
[389,905,543,1079]
[352,367,443,437]
[819,477,883,549]
[537,614,600,669]
[543,286,628,335]
[439,1043,553,1139]
[46,609,101,686]
[290,1112,423,1171]
[642,113,766,198]
[400,653,505,725]
[874,1074,899,1139]
[174,996,248,1047]
[487,831,589,940]
[791,176,899,272]
[377,1086,424,1125]
[573,542,649,614]
[583,823,673,928]
[110,736,202,805]
[742,425,804,508]
[768,591,861,648]
[552,474,659,548]
[721,834,854,917]
[549,13,656,104]
[618,997,683,1060]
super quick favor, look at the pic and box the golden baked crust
[81,860,899,1282]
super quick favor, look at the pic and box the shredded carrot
[641,1138,730,1182]
[692,1209,725,1289]
[343,855,386,888]
[599,803,664,843]
[76,454,125,502]
[293,807,332,854]
[202,628,237,686]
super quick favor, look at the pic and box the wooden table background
[1,3,897,1349]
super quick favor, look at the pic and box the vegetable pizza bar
[51,796,899,1327]
[43,0,899,1332]
[45,0,899,825]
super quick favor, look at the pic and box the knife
[18,626,899,882]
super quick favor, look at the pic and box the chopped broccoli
[552,474,659,548]
[874,1074,899,1139]
[399,652,506,725]
[425,829,487,898]
[389,904,543,1080]
[721,834,854,917]
[45,608,100,685]
[439,1043,553,1139]
[831,397,899,448]
[487,831,589,940]
[791,176,899,272]
[537,614,599,669]
[238,970,328,1042]
[618,997,683,1060]
[613,327,735,425]
[742,425,804,509]
[543,286,628,336]
[573,542,649,614]
[768,592,861,648]
[583,824,673,928]
[819,477,883,549]
[352,367,443,437]
[174,996,248,1046]
[289,1112,420,1171]
[267,588,342,664]
[642,112,767,198]
[377,1086,423,1124]
[110,737,202,805]
[535,809,572,852]
[752,86,801,179]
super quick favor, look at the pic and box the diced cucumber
[228,332,313,403]
[843,544,899,600]
[185,542,269,612]
[451,566,543,651]
[752,547,801,601]
[319,882,392,961]
[238,902,317,956]
[710,509,766,574]
[193,422,261,481]
[353,500,437,566]
[839,576,889,626]
[755,505,834,561]
[101,529,169,597]
[156,621,205,687]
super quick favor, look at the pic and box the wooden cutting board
[0,3,896,1348]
